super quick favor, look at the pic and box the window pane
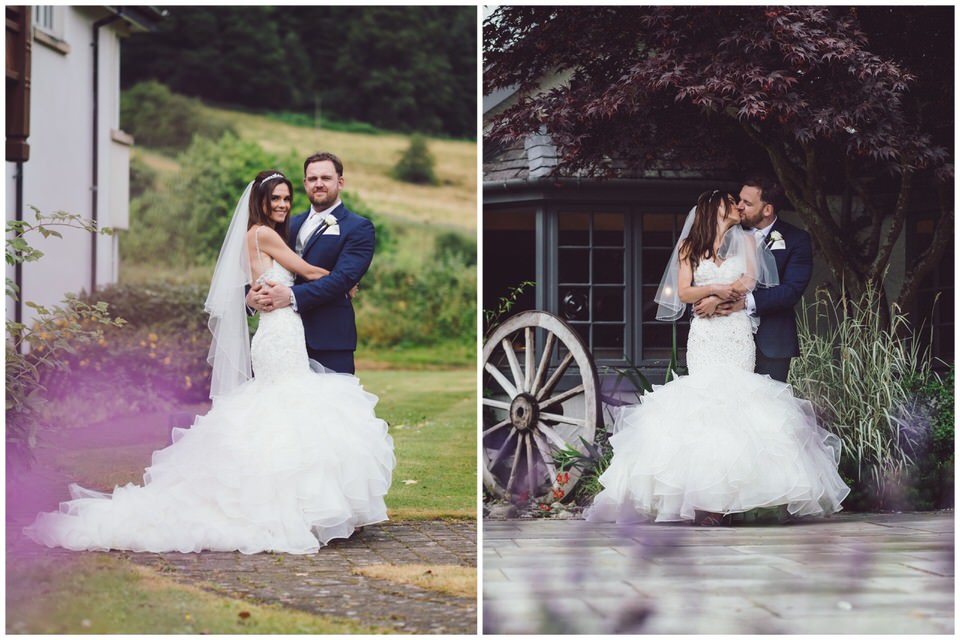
[643,213,678,247]
[641,322,689,360]
[568,322,590,347]
[641,286,662,322]
[593,249,623,284]
[483,209,536,320]
[559,213,589,245]
[558,248,589,283]
[593,287,624,321]
[559,287,590,322]
[594,324,624,349]
[594,213,624,247]
[642,248,672,285]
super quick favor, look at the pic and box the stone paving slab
[482,512,954,634]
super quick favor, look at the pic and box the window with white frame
[33,6,57,35]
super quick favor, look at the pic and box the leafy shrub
[356,252,475,349]
[434,231,476,266]
[790,287,939,510]
[6,212,124,468]
[129,154,158,199]
[393,134,437,184]
[120,81,235,153]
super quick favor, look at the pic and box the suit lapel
[301,204,348,257]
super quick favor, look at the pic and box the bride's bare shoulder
[247,224,283,244]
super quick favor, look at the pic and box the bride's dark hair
[679,189,736,271]
[248,170,294,242]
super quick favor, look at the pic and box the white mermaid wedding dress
[24,261,395,554]
[586,255,849,524]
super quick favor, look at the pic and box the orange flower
[539,503,552,511]
[552,487,565,499]
[556,471,570,485]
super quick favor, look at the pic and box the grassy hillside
[136,105,477,232]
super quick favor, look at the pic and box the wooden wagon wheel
[482,310,601,503]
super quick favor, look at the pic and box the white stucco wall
[5,6,131,326]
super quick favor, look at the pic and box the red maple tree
[484,6,953,314]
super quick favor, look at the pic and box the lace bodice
[250,259,310,383]
[685,255,755,375]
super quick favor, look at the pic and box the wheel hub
[510,393,539,431]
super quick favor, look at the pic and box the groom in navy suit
[250,152,374,374]
[695,176,813,382]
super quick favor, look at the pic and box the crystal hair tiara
[262,172,285,182]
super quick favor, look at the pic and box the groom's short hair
[744,175,785,213]
[304,152,344,177]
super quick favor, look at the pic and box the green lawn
[361,367,477,519]
[6,554,391,634]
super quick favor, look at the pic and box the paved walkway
[483,512,954,634]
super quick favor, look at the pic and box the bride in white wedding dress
[24,171,395,554]
[586,190,849,526]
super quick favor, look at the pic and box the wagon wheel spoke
[525,433,537,498]
[524,328,536,393]
[530,332,556,397]
[489,428,520,470]
[539,384,585,412]
[483,418,513,437]
[504,431,526,494]
[501,337,525,392]
[541,411,587,427]
[484,362,518,398]
[482,398,511,411]
[536,423,570,450]
[536,351,574,401]
[531,431,562,489]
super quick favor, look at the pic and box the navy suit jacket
[752,218,813,359]
[288,203,375,353]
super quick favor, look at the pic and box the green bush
[356,252,475,349]
[6,212,124,468]
[120,81,235,153]
[392,134,437,184]
[129,154,157,199]
[434,231,476,266]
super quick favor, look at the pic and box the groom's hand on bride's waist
[249,279,293,312]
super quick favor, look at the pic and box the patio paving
[483,511,954,634]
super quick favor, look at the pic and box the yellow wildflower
[148,332,159,342]
[184,375,192,388]
[140,340,147,347]
[98,337,107,346]
[148,352,156,359]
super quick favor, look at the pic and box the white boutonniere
[768,230,786,250]
[321,213,340,235]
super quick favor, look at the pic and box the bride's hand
[711,283,742,301]
[693,296,722,317]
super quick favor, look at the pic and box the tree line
[122,6,476,138]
